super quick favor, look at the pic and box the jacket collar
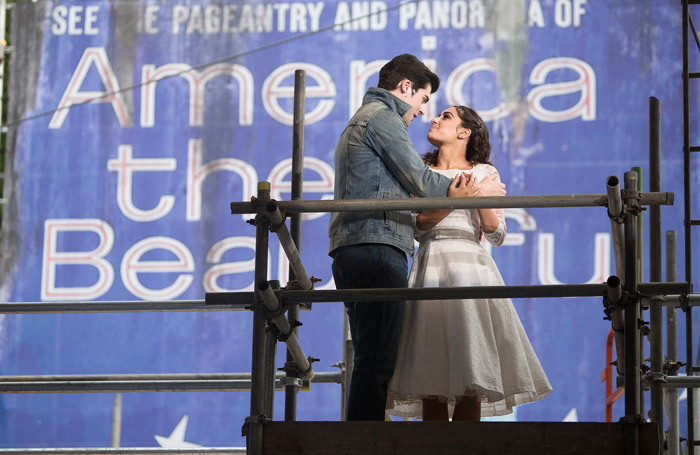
[362,87,411,121]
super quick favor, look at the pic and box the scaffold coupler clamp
[621,290,642,310]
[645,372,667,384]
[285,277,319,310]
[267,205,286,233]
[602,295,623,325]
[680,293,690,312]
[241,414,271,437]
[278,375,304,388]
[275,322,298,341]
[622,188,644,215]
[276,321,300,343]
[603,275,624,329]
[281,357,316,382]
[286,278,315,291]
[331,361,346,374]
[639,319,650,335]
[298,356,318,381]
[606,208,624,225]
[664,360,685,375]
[603,298,625,336]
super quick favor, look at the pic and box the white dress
[387,164,552,418]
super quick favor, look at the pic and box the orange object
[601,328,625,422]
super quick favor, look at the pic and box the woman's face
[427,107,468,146]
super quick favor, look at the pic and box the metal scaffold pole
[666,230,680,455]
[624,170,641,455]
[608,175,625,279]
[247,183,272,455]
[648,97,664,455]
[230,192,674,215]
[607,176,626,374]
[284,68,307,422]
[682,1,697,452]
[0,0,6,120]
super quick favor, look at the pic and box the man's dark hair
[377,54,440,94]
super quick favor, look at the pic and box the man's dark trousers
[331,243,407,421]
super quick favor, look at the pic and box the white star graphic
[154,415,202,448]
[562,408,578,422]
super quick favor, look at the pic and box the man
[328,54,505,421]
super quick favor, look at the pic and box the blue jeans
[331,243,407,421]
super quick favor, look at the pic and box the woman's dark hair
[422,106,492,166]
[377,54,440,94]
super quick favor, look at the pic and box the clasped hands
[447,173,506,198]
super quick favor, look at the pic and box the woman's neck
[433,144,472,170]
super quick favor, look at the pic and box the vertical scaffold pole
[648,97,664,455]
[285,69,306,421]
[624,170,641,455]
[632,166,645,418]
[0,0,7,206]
[341,311,353,421]
[666,231,680,455]
[632,166,644,284]
[683,4,696,454]
[248,182,272,455]
[264,295,278,419]
[0,0,6,117]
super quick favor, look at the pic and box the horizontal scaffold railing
[206,283,688,305]
[0,300,249,313]
[3,290,698,315]
[0,372,341,394]
[230,192,674,214]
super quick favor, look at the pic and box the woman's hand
[462,174,482,197]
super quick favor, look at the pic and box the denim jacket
[328,88,453,257]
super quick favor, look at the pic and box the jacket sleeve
[365,110,452,198]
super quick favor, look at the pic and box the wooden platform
[258,421,659,455]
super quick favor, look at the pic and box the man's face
[402,83,432,127]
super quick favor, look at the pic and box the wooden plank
[259,421,659,455]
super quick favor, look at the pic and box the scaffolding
[0,4,699,455]
[219,89,677,453]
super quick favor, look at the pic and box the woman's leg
[422,398,449,421]
[452,396,481,422]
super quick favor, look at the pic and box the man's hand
[447,173,471,197]
[478,173,506,196]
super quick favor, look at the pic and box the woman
[386,106,552,421]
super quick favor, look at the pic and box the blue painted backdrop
[0,0,698,448]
